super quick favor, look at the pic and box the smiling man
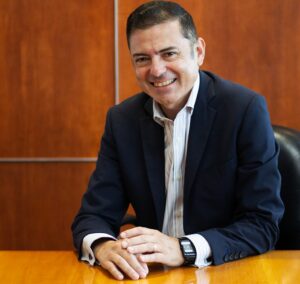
[72,1,284,281]
[129,19,205,119]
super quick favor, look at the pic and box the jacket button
[239,251,247,258]
[229,254,235,261]
[234,253,240,260]
[224,255,229,262]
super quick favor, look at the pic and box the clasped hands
[94,227,184,280]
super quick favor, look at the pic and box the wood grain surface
[0,250,299,283]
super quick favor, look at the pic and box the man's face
[129,20,205,118]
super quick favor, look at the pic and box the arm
[72,109,129,252]
[71,109,148,280]
[200,95,284,264]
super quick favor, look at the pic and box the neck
[160,107,178,120]
[160,94,191,120]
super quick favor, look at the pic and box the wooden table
[0,250,299,283]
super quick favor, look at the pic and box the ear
[195,37,206,66]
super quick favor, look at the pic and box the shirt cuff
[185,234,212,267]
[81,233,116,265]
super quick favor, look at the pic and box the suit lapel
[184,71,217,203]
[140,98,166,230]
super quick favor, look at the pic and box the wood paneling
[118,0,300,130]
[0,0,114,157]
[0,0,114,250]
[0,163,95,249]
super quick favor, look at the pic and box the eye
[166,52,176,56]
[163,51,178,59]
[134,57,149,65]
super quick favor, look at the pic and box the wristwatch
[178,237,196,265]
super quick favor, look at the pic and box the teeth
[153,79,175,87]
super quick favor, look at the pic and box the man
[72,1,284,281]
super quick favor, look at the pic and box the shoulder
[202,70,266,112]
[109,92,150,116]
[105,92,151,128]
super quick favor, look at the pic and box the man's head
[126,1,198,48]
[127,1,205,119]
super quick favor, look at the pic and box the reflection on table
[0,250,299,283]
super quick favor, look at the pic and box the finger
[140,260,149,274]
[138,253,164,264]
[112,254,141,280]
[127,242,160,255]
[101,261,124,280]
[119,250,148,278]
[122,234,156,248]
[120,227,154,238]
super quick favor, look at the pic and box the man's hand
[93,239,149,280]
[119,227,184,266]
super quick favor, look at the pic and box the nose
[150,57,166,77]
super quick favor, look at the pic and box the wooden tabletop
[0,250,299,283]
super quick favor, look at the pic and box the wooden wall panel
[0,163,95,249]
[118,0,300,130]
[0,0,115,249]
[0,0,114,157]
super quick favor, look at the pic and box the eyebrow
[132,46,178,58]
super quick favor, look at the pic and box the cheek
[135,68,147,82]
[181,63,199,80]
[170,60,196,77]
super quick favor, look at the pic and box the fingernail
[117,273,124,280]
[133,272,139,280]
[120,232,126,238]
[144,266,149,274]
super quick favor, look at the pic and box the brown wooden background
[0,0,114,249]
[0,0,299,250]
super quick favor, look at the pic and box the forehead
[129,20,189,53]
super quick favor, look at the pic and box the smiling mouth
[151,78,176,87]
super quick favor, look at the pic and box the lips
[151,78,176,87]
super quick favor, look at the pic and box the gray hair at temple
[126,1,198,48]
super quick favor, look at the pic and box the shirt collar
[153,73,200,122]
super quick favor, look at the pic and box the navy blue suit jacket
[72,71,284,265]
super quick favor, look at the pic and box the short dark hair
[126,1,198,48]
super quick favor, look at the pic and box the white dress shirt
[81,74,211,267]
[153,74,211,267]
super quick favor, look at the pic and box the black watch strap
[178,237,197,265]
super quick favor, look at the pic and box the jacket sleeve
[71,108,129,255]
[200,95,284,265]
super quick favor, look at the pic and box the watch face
[182,240,194,253]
